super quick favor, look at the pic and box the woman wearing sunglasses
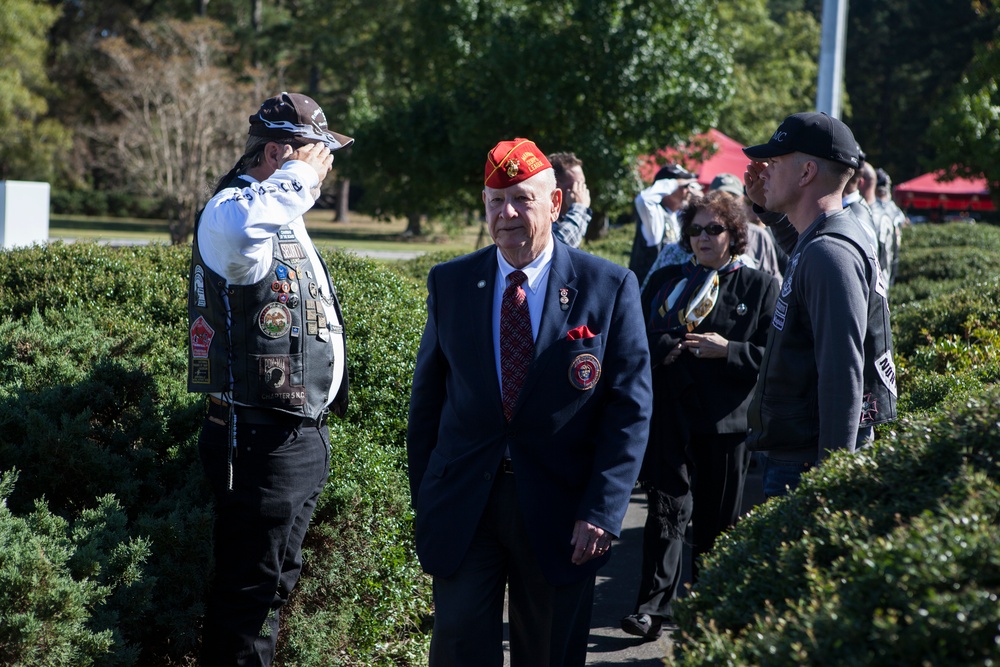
[620,189,779,641]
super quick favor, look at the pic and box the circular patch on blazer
[569,354,601,391]
[258,302,292,338]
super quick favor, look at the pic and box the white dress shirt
[492,240,554,392]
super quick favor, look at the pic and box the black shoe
[620,613,664,640]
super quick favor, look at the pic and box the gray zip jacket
[747,207,897,460]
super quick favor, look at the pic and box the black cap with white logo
[743,112,860,169]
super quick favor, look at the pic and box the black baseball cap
[876,168,891,187]
[743,112,860,169]
[653,163,698,181]
[249,92,354,151]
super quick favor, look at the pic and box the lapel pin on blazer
[477,280,487,288]
[559,287,570,311]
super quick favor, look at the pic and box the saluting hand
[564,180,591,209]
[284,142,334,183]
[743,161,767,209]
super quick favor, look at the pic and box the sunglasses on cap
[684,223,727,237]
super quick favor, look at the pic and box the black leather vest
[747,209,896,452]
[187,177,348,420]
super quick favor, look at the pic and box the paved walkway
[503,455,766,664]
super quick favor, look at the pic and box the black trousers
[198,413,330,667]
[429,471,596,667]
[634,432,749,619]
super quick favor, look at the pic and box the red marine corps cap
[484,138,552,188]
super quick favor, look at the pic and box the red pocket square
[566,325,597,341]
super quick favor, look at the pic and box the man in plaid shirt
[550,152,592,248]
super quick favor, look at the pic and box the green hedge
[0,242,430,665]
[6,220,1000,665]
[667,222,1000,665]
[669,389,1000,665]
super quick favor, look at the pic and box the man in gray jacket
[741,112,897,497]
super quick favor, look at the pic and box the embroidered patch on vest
[258,355,305,405]
[875,350,897,397]
[569,354,601,391]
[280,242,306,263]
[875,269,888,300]
[190,315,215,359]
[258,302,292,338]
[860,393,879,424]
[780,254,799,299]
[772,298,788,331]
[193,265,207,308]
[191,360,210,385]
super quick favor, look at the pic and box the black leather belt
[207,396,328,428]
[501,458,515,474]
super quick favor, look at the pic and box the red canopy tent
[639,129,749,187]
[893,170,994,212]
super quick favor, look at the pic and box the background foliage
[3,0,997,238]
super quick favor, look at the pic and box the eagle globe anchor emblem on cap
[569,354,602,391]
[505,159,520,178]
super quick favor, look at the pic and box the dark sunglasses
[684,223,727,237]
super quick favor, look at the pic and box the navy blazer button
[484,472,492,480]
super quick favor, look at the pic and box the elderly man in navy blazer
[407,138,652,666]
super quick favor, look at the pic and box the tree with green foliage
[842,0,1000,181]
[344,0,732,234]
[925,0,1000,208]
[0,0,72,182]
[713,0,820,146]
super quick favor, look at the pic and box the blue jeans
[762,455,813,499]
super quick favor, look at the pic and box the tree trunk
[169,198,196,245]
[584,211,609,242]
[336,178,350,222]
[251,0,263,32]
[405,213,423,236]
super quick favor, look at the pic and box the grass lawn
[49,211,486,256]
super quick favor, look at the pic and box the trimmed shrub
[583,222,633,267]
[663,222,1000,664]
[670,388,1000,665]
[898,221,1000,252]
[893,246,999,287]
[0,470,149,667]
[0,242,430,665]
[387,250,465,285]
[893,283,1000,359]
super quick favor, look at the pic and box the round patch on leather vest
[258,302,292,338]
[569,354,601,391]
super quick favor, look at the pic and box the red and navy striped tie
[500,270,533,421]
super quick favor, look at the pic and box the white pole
[816,0,848,118]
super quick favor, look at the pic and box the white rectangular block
[0,180,50,249]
